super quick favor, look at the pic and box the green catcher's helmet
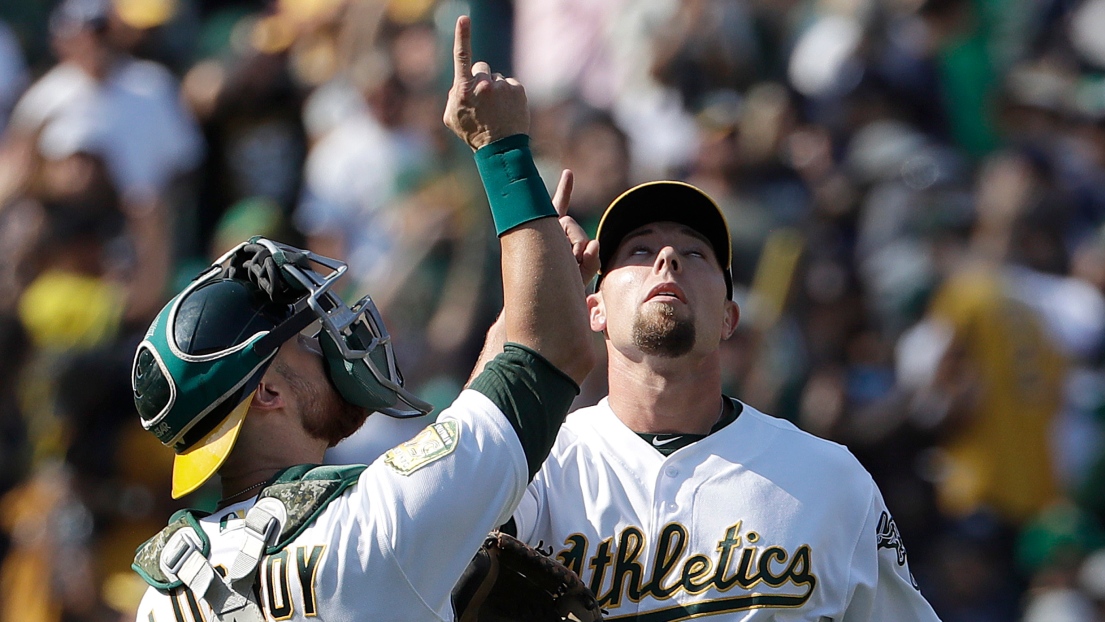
[132,238,432,498]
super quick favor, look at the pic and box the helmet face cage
[233,238,431,418]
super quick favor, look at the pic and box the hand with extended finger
[443,15,529,151]
[551,170,600,284]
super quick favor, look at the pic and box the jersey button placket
[655,461,682,515]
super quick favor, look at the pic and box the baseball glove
[452,531,603,622]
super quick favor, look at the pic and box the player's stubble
[274,359,370,447]
[632,302,695,358]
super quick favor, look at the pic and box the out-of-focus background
[2,0,1105,618]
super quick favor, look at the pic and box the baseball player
[476,182,942,620]
[130,16,594,621]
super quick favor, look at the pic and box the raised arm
[444,16,594,384]
[465,169,598,386]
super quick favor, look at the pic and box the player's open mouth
[645,283,687,303]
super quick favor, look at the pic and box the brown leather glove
[452,531,604,622]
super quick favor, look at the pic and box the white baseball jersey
[513,398,942,621]
[136,389,527,622]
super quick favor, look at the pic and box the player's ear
[721,300,740,339]
[252,376,285,412]
[587,292,606,333]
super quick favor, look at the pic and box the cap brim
[171,390,253,499]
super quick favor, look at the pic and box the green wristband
[474,134,556,236]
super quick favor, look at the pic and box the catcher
[130,16,598,621]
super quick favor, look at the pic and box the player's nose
[654,246,681,274]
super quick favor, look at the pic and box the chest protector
[132,464,366,621]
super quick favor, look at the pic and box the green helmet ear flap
[318,324,432,418]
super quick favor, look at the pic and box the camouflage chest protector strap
[134,465,366,619]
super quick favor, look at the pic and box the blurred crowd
[2,0,1105,619]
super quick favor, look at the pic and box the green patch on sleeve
[468,343,579,478]
[384,421,460,475]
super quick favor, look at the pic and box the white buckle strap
[157,499,288,622]
[160,528,258,619]
[229,497,287,581]
[161,528,215,597]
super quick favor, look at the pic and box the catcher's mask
[133,237,432,498]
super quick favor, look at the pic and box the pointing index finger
[553,169,574,217]
[453,15,472,88]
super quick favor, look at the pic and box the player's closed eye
[627,244,705,262]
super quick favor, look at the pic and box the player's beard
[632,303,695,357]
[275,360,369,447]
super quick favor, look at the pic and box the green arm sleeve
[469,343,580,479]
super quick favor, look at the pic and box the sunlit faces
[590,221,738,358]
[273,334,369,447]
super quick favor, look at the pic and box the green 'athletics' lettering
[607,527,646,607]
[558,522,817,614]
[557,533,589,576]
